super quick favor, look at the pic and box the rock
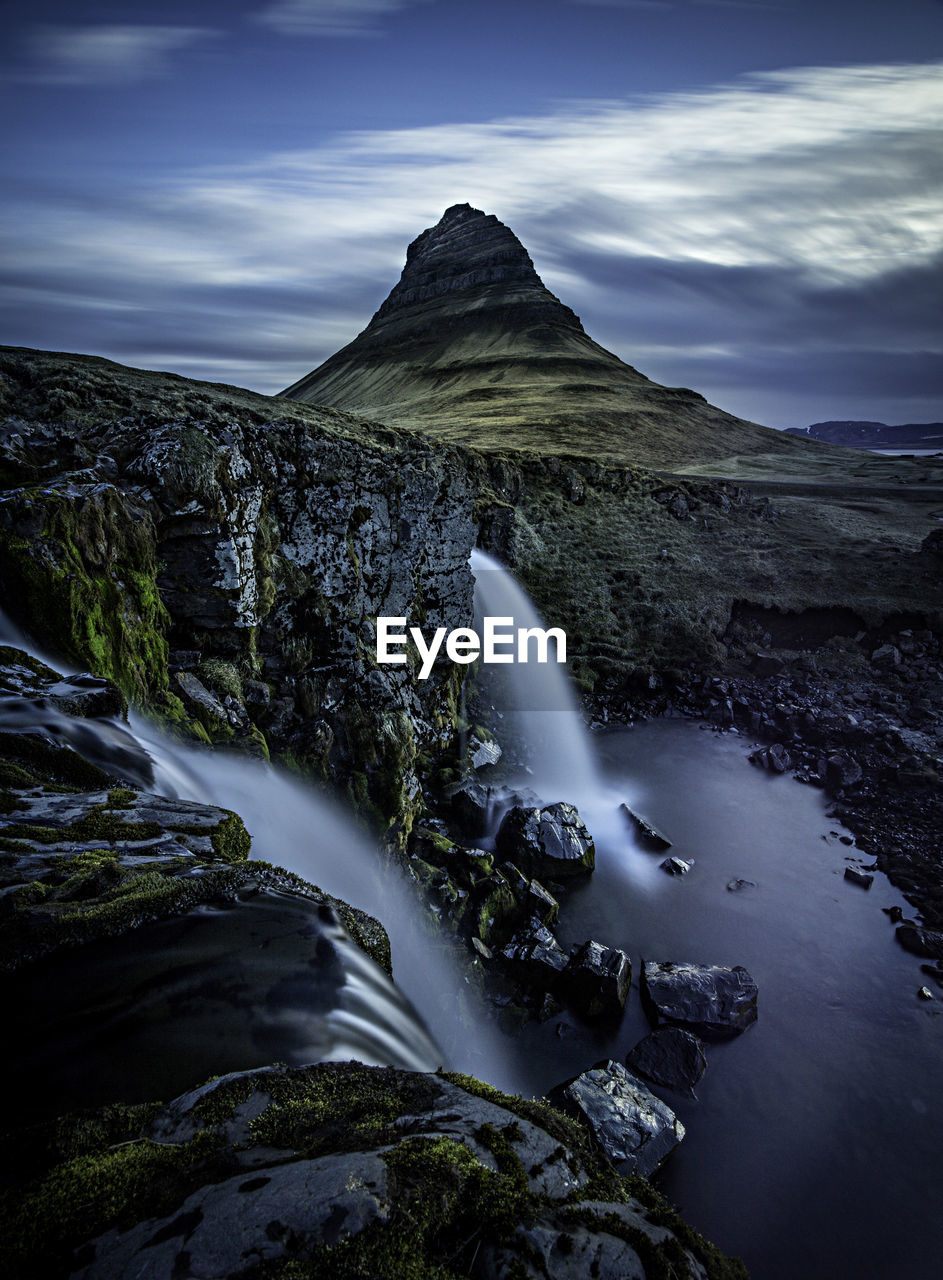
[641,960,759,1040]
[896,924,943,962]
[726,878,757,892]
[495,802,595,880]
[618,802,671,850]
[625,1027,708,1098]
[449,778,495,837]
[872,644,901,668]
[548,1059,684,1177]
[500,920,569,988]
[918,985,934,1000]
[8,1060,736,1280]
[500,862,560,925]
[750,743,792,772]
[844,866,874,889]
[469,731,502,769]
[826,752,863,791]
[559,940,632,1020]
[660,856,694,876]
[752,653,785,677]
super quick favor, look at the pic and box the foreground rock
[642,961,759,1040]
[626,1028,708,1098]
[619,802,672,850]
[495,801,596,879]
[548,1059,685,1178]
[1,1062,746,1280]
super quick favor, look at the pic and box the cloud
[254,0,428,37]
[1,60,941,424]
[17,24,214,86]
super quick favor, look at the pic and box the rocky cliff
[282,203,829,471]
[0,346,479,846]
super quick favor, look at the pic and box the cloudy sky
[2,0,941,428]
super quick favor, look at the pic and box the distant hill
[785,421,943,450]
[282,203,831,472]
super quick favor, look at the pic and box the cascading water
[470,548,597,800]
[0,609,513,1100]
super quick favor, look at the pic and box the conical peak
[372,203,566,326]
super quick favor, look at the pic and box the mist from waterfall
[469,548,597,801]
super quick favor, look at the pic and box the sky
[1,0,941,429]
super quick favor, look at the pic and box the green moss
[205,811,250,864]
[0,485,171,705]
[198,657,244,700]
[0,1128,224,1278]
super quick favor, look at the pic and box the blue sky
[2,0,941,428]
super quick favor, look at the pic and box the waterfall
[1,611,514,1090]
[470,548,598,801]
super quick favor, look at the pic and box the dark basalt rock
[896,924,943,961]
[4,1062,734,1280]
[559,940,632,1020]
[500,919,569,988]
[618,801,672,850]
[495,801,595,879]
[625,1027,708,1098]
[661,856,694,876]
[548,1059,685,1177]
[844,866,874,889]
[641,960,759,1040]
[449,777,496,837]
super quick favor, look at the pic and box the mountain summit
[282,204,808,470]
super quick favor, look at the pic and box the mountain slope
[282,203,825,471]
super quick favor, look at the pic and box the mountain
[281,203,817,472]
[785,421,943,450]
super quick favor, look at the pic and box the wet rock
[844,867,874,889]
[750,742,792,772]
[919,985,934,1000]
[826,752,863,792]
[469,731,502,770]
[660,856,694,876]
[73,1152,393,1279]
[726,878,757,893]
[500,862,560,925]
[641,960,759,1040]
[500,920,569,988]
[13,1056,731,1280]
[559,940,632,1020]
[449,778,495,837]
[495,802,595,880]
[618,802,671,850]
[896,924,943,962]
[625,1027,708,1098]
[548,1059,684,1177]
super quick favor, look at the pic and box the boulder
[618,802,671,850]
[559,940,632,1020]
[495,802,595,880]
[500,920,569,988]
[6,1059,732,1280]
[641,960,758,1040]
[896,924,943,962]
[449,779,495,837]
[660,856,693,876]
[844,867,874,889]
[826,753,863,792]
[625,1027,707,1098]
[548,1059,684,1177]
